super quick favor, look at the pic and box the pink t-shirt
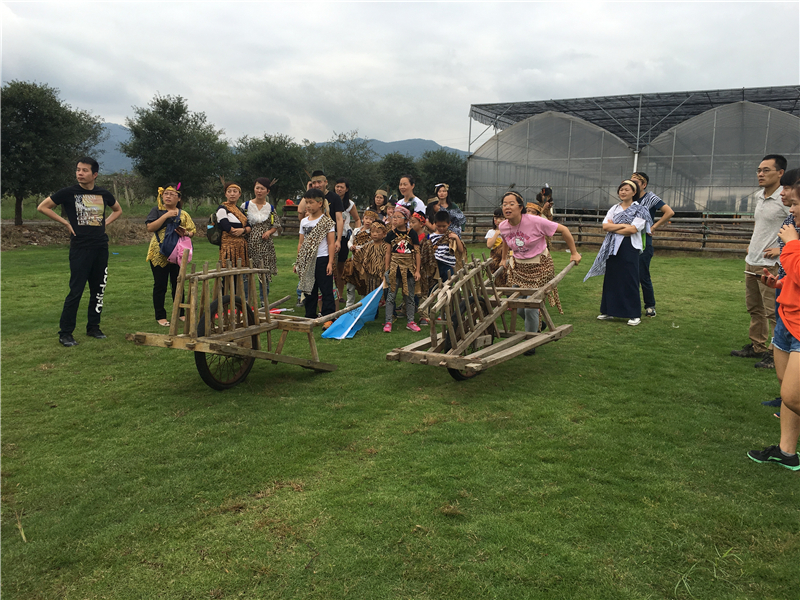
[498,214,558,259]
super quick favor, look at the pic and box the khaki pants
[745,262,779,353]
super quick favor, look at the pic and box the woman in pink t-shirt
[498,192,581,344]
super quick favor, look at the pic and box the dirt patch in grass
[2,218,151,251]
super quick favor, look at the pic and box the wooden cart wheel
[194,295,258,390]
[443,296,494,381]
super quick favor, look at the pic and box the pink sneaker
[383,323,392,333]
[406,321,421,332]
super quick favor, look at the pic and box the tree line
[1,81,467,225]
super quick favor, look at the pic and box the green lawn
[2,238,796,600]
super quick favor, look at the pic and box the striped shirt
[428,232,457,267]
[637,191,665,227]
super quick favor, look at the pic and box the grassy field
[2,237,797,599]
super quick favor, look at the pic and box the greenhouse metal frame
[467,86,800,213]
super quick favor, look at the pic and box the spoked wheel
[442,296,494,381]
[194,295,258,390]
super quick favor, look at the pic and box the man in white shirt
[731,154,787,369]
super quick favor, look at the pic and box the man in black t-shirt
[298,171,344,250]
[38,157,123,346]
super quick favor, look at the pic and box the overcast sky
[3,2,799,152]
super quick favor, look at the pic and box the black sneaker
[731,343,759,358]
[645,307,657,317]
[754,351,775,369]
[86,328,107,339]
[762,397,783,407]
[747,445,800,470]
[59,334,78,347]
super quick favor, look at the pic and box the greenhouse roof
[469,86,800,149]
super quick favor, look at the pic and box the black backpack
[207,209,223,246]
[158,209,182,256]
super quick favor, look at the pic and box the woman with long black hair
[433,183,466,235]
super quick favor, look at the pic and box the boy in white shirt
[294,189,337,325]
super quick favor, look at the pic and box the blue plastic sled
[321,286,383,340]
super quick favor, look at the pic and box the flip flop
[157,319,170,327]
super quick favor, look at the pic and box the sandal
[157,319,170,327]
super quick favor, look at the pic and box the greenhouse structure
[466,86,800,213]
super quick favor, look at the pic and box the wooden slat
[206,322,280,342]
[275,330,289,355]
[452,301,508,355]
[385,348,484,370]
[216,269,225,332]
[467,332,527,359]
[481,325,573,367]
[125,332,338,372]
[309,302,362,326]
[169,251,189,336]
[539,305,557,333]
[189,265,275,282]
[189,277,199,337]
[307,332,320,362]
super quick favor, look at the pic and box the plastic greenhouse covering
[468,102,800,213]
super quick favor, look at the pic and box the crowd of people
[37,154,800,472]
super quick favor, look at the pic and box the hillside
[94,124,467,174]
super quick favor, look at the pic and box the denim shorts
[772,312,800,353]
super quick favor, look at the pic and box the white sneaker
[627,318,641,326]
[597,314,613,320]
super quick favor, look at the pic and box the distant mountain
[94,124,467,174]
[364,138,468,159]
[95,123,133,173]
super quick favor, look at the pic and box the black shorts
[337,233,351,262]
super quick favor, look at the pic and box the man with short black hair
[299,171,344,252]
[38,157,122,346]
[731,154,788,368]
[630,172,675,317]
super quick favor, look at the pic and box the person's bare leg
[780,351,800,455]
[775,347,789,383]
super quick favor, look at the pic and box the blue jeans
[772,312,800,353]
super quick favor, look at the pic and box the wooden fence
[278,207,756,255]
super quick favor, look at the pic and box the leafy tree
[1,81,105,225]
[306,131,379,207]
[120,94,233,204]
[377,152,417,199]
[234,134,307,202]
[96,172,150,206]
[417,149,468,206]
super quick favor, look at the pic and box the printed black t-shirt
[50,184,117,248]
[385,228,420,255]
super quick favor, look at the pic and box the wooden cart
[386,255,576,380]
[126,253,360,390]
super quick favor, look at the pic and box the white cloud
[3,1,798,151]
